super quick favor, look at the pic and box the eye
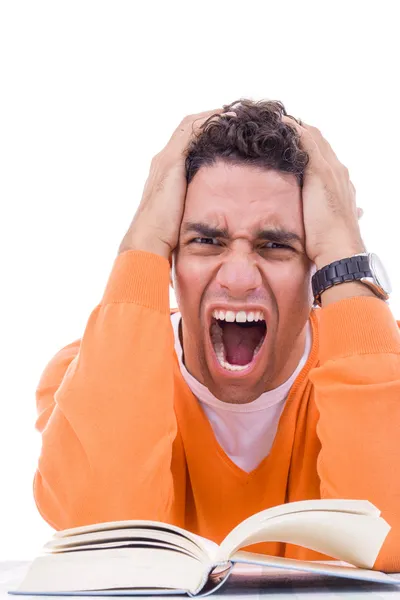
[191,237,220,246]
[261,242,291,250]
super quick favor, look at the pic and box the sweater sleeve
[307,296,400,573]
[34,250,184,530]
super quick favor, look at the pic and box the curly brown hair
[185,98,309,187]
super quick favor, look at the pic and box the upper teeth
[212,309,265,323]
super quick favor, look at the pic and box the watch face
[370,253,393,295]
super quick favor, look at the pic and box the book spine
[191,562,234,597]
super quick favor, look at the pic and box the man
[34,99,400,572]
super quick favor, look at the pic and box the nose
[215,251,262,297]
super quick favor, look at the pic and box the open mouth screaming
[210,309,267,373]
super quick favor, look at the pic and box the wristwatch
[312,252,392,307]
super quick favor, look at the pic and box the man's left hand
[282,116,365,268]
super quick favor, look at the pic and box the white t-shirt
[170,312,312,473]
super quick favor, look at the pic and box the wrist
[314,244,366,271]
[319,281,377,308]
[118,228,172,260]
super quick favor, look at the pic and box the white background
[1,1,399,560]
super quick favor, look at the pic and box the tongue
[222,323,264,366]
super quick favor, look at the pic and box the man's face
[172,160,314,404]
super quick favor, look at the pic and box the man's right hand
[118,108,226,260]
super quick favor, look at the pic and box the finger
[281,115,327,171]
[167,108,223,154]
[282,115,344,169]
[191,108,225,124]
[174,108,238,154]
[190,109,237,134]
[170,108,225,147]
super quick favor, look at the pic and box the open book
[11,499,400,597]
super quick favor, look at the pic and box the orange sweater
[34,250,400,572]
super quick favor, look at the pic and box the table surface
[2,561,400,599]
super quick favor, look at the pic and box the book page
[45,527,203,560]
[217,508,390,568]
[217,499,380,560]
[51,520,218,560]
[48,539,199,560]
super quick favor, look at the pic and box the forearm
[34,251,181,529]
[308,295,400,571]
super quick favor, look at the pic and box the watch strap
[312,254,373,306]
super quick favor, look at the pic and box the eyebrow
[182,221,304,248]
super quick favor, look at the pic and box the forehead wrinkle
[202,212,291,237]
[195,212,229,231]
[187,210,301,240]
